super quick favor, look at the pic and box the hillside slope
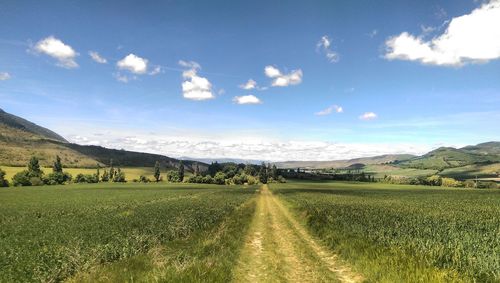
[0,108,67,143]
[0,109,204,170]
[275,154,415,169]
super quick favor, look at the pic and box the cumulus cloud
[316,35,339,63]
[233,95,262,105]
[239,79,257,90]
[34,36,78,68]
[88,51,107,64]
[117,53,148,74]
[315,105,343,116]
[385,0,500,66]
[359,112,378,121]
[0,72,11,80]
[264,65,303,87]
[179,60,214,100]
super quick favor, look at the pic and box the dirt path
[233,185,363,283]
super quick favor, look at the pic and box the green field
[270,181,500,282]
[363,164,438,178]
[0,183,257,282]
[1,181,499,282]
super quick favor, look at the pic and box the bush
[12,171,31,186]
[112,169,126,183]
[166,170,181,182]
[214,172,226,185]
[139,175,150,183]
[202,175,213,184]
[44,172,72,185]
[441,177,462,188]
[426,175,442,186]
[29,177,44,186]
[0,168,9,187]
[74,174,99,184]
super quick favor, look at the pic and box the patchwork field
[270,181,500,282]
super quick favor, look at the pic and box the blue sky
[0,0,499,161]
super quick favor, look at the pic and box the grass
[0,182,257,282]
[270,181,500,282]
[439,163,500,180]
[363,164,438,178]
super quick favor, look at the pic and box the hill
[0,108,67,143]
[398,146,500,170]
[275,154,415,169]
[0,109,205,171]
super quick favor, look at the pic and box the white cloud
[0,72,11,81]
[88,51,107,64]
[385,0,500,66]
[113,72,136,83]
[149,66,162,75]
[316,35,339,63]
[179,60,214,101]
[315,105,343,116]
[264,65,303,87]
[239,79,257,90]
[368,29,378,38]
[233,95,262,105]
[359,112,378,121]
[117,53,148,74]
[34,36,78,68]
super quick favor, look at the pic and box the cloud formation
[315,105,343,116]
[149,66,162,75]
[117,53,148,74]
[239,79,257,90]
[0,72,11,81]
[359,112,378,120]
[385,0,500,66]
[34,36,78,68]
[317,35,339,63]
[179,60,214,100]
[88,51,107,64]
[264,65,303,87]
[233,95,262,104]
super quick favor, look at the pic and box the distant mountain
[275,154,415,169]
[460,142,500,156]
[0,108,205,170]
[0,108,67,143]
[180,157,265,165]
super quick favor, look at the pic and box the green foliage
[153,161,161,182]
[52,155,63,173]
[258,162,268,184]
[178,161,184,182]
[112,168,126,183]
[0,183,256,282]
[74,173,98,183]
[139,175,151,183]
[27,156,43,178]
[166,170,181,182]
[271,182,500,282]
[213,171,226,185]
[101,169,110,182]
[0,168,8,187]
[12,170,31,186]
[44,172,72,185]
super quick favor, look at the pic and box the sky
[0,0,499,161]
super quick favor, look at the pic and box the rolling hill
[0,109,204,171]
[275,154,415,169]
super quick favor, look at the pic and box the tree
[101,170,109,182]
[166,170,181,182]
[214,171,226,185]
[53,155,63,173]
[154,161,161,182]
[28,156,43,178]
[12,171,31,186]
[259,162,268,184]
[194,162,200,176]
[96,166,100,183]
[0,167,9,187]
[113,168,126,182]
[271,164,278,180]
[109,159,115,181]
[178,161,185,182]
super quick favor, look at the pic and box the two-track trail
[233,185,363,283]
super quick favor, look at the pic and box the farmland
[0,183,257,282]
[270,181,500,282]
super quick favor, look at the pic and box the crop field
[0,183,257,282]
[270,181,500,282]
[362,164,438,178]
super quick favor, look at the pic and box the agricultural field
[439,163,500,180]
[0,183,257,282]
[362,164,438,178]
[270,181,500,282]
[1,166,162,181]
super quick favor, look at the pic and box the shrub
[214,172,226,185]
[29,177,44,186]
[44,172,72,185]
[74,174,99,184]
[0,168,9,187]
[202,175,213,184]
[112,169,126,182]
[166,170,181,182]
[441,177,462,188]
[12,171,31,186]
[139,175,150,183]
[426,175,442,186]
